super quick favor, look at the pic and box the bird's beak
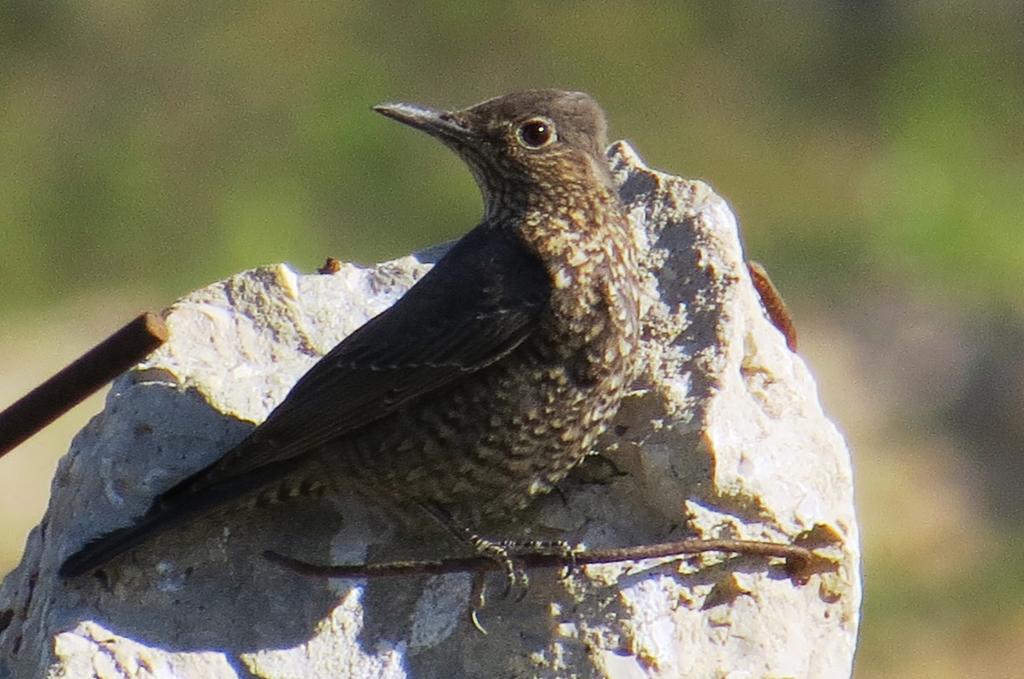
[373,102,471,145]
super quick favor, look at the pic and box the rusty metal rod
[264,537,831,581]
[0,311,169,458]
[748,260,798,352]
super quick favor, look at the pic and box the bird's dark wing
[160,224,550,501]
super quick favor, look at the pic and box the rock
[0,142,860,679]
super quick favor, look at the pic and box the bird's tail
[59,458,324,578]
[58,480,245,578]
[59,506,198,578]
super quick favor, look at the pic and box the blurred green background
[2,2,1022,676]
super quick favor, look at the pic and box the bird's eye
[515,118,555,149]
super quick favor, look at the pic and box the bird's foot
[464,536,582,633]
[468,533,529,600]
[499,538,584,579]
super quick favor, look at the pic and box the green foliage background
[2,3,1022,676]
[3,2,1020,312]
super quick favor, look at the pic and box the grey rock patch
[0,142,860,679]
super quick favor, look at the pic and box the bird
[60,89,643,579]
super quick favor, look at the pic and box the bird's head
[374,90,615,214]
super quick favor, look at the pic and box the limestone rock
[0,142,860,678]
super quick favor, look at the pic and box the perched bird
[60,89,643,578]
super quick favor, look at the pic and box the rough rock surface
[0,142,861,679]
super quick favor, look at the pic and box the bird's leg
[494,538,583,580]
[417,502,528,599]
[468,533,526,600]
[459,538,583,634]
[576,451,630,483]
